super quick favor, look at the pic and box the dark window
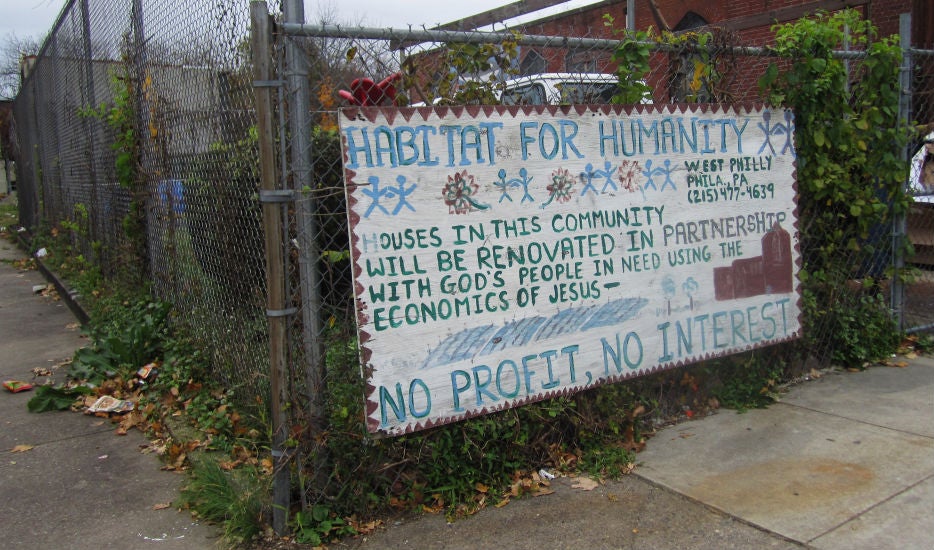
[520,51,546,76]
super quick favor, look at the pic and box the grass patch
[179,458,269,545]
[0,193,17,231]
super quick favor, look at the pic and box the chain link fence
[13,0,276,397]
[11,0,928,525]
[271,7,913,508]
[904,46,934,331]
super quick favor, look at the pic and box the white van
[499,73,650,106]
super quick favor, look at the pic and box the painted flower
[546,167,576,204]
[442,170,488,214]
[618,160,642,194]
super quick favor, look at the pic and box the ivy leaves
[605,26,653,105]
[759,8,907,365]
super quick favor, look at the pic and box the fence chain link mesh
[905,47,934,331]
[275,15,907,505]
[13,0,276,401]
[10,0,926,513]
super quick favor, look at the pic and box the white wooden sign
[339,104,800,436]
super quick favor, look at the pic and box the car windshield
[501,83,547,105]
[557,82,617,104]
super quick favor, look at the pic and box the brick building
[406,1,929,106]
[441,1,922,59]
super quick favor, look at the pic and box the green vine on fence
[400,33,521,105]
[604,18,738,104]
[759,9,908,365]
[603,15,654,104]
[78,65,147,282]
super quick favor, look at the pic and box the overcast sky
[0,1,605,44]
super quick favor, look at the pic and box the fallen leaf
[219,460,241,471]
[570,476,599,491]
[10,444,34,453]
[349,518,382,534]
[152,503,171,510]
[32,367,54,377]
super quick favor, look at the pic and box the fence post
[79,0,101,256]
[282,0,329,495]
[251,1,290,535]
[46,34,64,222]
[130,0,156,280]
[893,12,912,330]
[24,76,43,229]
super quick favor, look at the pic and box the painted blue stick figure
[361,175,417,217]
[642,159,664,194]
[660,159,677,191]
[598,161,619,193]
[758,110,795,157]
[361,176,392,218]
[386,175,417,215]
[757,111,777,155]
[494,168,534,203]
[580,161,617,196]
[778,110,795,156]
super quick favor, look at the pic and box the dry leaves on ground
[570,476,600,491]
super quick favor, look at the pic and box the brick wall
[501,0,915,100]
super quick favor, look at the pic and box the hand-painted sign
[340,104,800,436]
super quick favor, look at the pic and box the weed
[27,385,94,413]
[64,300,171,383]
[578,445,635,479]
[712,352,785,412]
[292,504,356,545]
[0,194,18,235]
[826,290,900,367]
[179,458,269,544]
[906,333,934,353]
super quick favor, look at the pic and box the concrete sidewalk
[0,224,219,548]
[638,357,934,549]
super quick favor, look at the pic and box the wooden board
[340,103,801,435]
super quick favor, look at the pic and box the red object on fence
[338,73,401,106]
